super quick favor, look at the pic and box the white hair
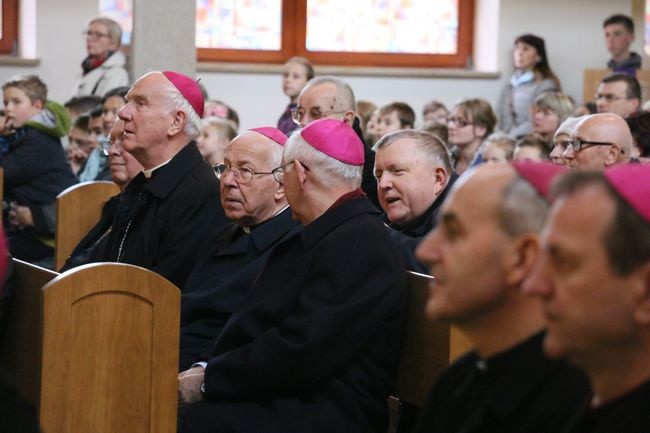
[283,132,362,189]
[165,86,202,139]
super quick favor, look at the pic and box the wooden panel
[54,181,120,271]
[39,263,179,433]
[0,259,58,408]
[393,271,473,408]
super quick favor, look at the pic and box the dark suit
[181,195,407,433]
[102,142,228,289]
[179,208,301,370]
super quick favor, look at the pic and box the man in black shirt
[524,164,650,433]
[413,162,589,433]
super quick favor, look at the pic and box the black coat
[413,331,590,433]
[562,378,650,433]
[182,196,407,433]
[102,142,229,289]
[179,208,301,370]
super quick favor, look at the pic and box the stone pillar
[130,0,196,80]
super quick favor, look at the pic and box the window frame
[0,0,18,55]
[197,0,474,68]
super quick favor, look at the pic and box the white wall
[0,0,639,130]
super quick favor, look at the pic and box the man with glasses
[179,119,406,433]
[564,113,632,170]
[294,76,379,208]
[179,127,300,370]
[595,73,641,119]
[76,17,129,97]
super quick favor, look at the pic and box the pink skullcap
[604,164,650,224]
[161,71,204,118]
[249,127,288,146]
[300,119,364,165]
[512,161,568,202]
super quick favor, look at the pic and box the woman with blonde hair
[531,91,575,144]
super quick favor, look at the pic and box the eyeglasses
[446,117,473,127]
[214,163,274,184]
[99,135,112,156]
[567,137,625,153]
[594,93,626,103]
[291,107,347,125]
[270,160,310,183]
[82,30,111,39]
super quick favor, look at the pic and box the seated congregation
[1,11,650,433]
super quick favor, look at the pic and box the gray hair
[89,17,123,48]
[283,131,362,189]
[304,76,356,111]
[165,85,202,139]
[373,129,452,173]
[498,176,549,237]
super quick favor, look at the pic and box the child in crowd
[1,75,77,267]
[205,99,240,131]
[276,56,314,135]
[422,100,448,129]
[481,132,516,164]
[375,102,415,138]
[67,114,96,174]
[364,108,381,147]
[197,117,237,166]
[512,134,551,162]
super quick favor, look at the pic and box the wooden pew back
[38,263,180,433]
[54,181,120,270]
[0,259,58,408]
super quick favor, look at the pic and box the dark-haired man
[603,14,641,74]
[524,164,650,432]
[595,73,640,119]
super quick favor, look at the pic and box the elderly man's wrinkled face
[118,73,174,163]
[295,82,349,127]
[415,167,514,323]
[523,185,639,365]
[564,116,627,170]
[374,138,446,227]
[220,132,283,227]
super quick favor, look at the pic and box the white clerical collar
[142,158,173,178]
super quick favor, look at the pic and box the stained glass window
[306,0,459,55]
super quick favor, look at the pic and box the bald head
[295,76,356,127]
[565,113,632,170]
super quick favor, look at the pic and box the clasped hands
[178,365,205,405]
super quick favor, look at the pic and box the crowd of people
[0,11,649,433]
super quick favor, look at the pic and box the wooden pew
[389,271,473,432]
[1,261,180,433]
[0,259,58,407]
[54,181,120,270]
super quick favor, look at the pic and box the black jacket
[102,142,229,289]
[179,208,301,370]
[414,331,590,433]
[182,195,407,433]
